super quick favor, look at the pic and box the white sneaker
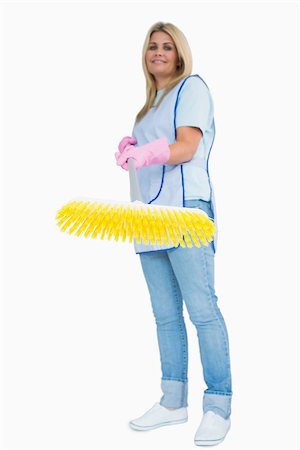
[194,411,231,446]
[129,402,188,431]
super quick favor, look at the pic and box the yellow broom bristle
[161,209,181,247]
[75,203,100,237]
[170,209,190,248]
[190,211,215,245]
[56,200,215,247]
[167,210,192,247]
[173,209,199,247]
[90,204,108,239]
[186,210,210,246]
[57,200,92,232]
[147,208,158,245]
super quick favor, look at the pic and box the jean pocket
[185,199,214,219]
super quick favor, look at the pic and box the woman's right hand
[118,136,137,153]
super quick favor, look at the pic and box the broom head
[56,199,215,248]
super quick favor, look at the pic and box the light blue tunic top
[131,74,217,254]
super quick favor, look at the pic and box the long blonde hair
[135,22,193,124]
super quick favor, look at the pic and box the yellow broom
[55,159,215,248]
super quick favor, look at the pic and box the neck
[155,75,172,91]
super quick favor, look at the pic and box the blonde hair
[135,22,193,123]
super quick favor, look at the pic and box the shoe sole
[129,417,188,431]
[194,424,231,446]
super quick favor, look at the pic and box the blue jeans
[139,199,232,420]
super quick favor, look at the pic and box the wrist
[145,136,170,165]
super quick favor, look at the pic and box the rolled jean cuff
[203,392,232,419]
[160,379,188,408]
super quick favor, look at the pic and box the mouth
[152,60,166,64]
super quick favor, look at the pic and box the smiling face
[145,31,180,90]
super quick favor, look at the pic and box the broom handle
[128,158,143,202]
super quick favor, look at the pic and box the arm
[116,77,211,170]
[166,126,202,164]
[115,127,202,170]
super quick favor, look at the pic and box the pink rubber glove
[115,137,170,171]
[118,136,137,153]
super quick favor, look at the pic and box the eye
[148,44,173,51]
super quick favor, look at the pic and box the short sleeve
[175,76,214,134]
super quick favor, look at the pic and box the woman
[115,22,233,447]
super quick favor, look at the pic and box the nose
[154,47,163,56]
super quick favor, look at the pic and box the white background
[1,1,299,449]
